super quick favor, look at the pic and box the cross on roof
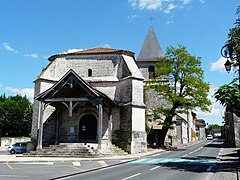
[149,15,154,24]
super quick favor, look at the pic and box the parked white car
[207,134,213,140]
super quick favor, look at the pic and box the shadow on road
[204,143,222,148]
[153,160,240,174]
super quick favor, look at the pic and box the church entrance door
[79,114,97,142]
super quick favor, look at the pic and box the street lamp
[221,44,240,87]
[224,59,232,73]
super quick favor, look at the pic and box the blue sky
[0,0,239,125]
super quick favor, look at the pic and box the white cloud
[166,20,174,24]
[164,3,177,14]
[2,42,18,53]
[195,84,224,125]
[129,0,202,14]
[63,49,84,54]
[100,43,111,48]
[24,53,38,58]
[210,57,227,72]
[127,14,140,19]
[182,0,191,4]
[129,0,166,10]
[5,87,34,99]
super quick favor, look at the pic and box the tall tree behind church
[147,45,211,147]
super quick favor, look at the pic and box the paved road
[0,139,228,180]
[53,139,224,180]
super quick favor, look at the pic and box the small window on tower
[148,65,155,79]
[88,69,92,77]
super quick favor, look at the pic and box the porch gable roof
[35,69,114,105]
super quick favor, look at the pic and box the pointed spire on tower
[137,25,164,62]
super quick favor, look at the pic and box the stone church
[31,25,166,154]
[31,48,147,154]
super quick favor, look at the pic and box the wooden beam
[98,101,103,150]
[43,98,89,102]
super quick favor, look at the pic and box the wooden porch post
[55,108,60,145]
[37,102,44,150]
[108,112,113,143]
[98,100,103,150]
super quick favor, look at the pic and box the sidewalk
[214,144,240,180]
[0,147,165,163]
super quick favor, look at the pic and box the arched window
[88,69,92,77]
[148,65,155,79]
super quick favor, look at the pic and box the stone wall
[40,55,124,81]
[233,113,240,147]
[131,130,147,153]
[32,52,147,154]
[112,104,147,153]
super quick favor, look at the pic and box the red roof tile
[48,48,135,61]
[195,119,206,126]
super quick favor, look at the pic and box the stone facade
[195,119,206,140]
[225,111,240,147]
[176,115,188,145]
[32,48,147,154]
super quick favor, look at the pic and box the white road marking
[15,162,54,165]
[152,153,162,157]
[98,161,108,167]
[133,159,146,163]
[121,173,141,180]
[121,159,132,162]
[147,159,160,163]
[98,165,117,171]
[161,159,170,163]
[72,162,81,166]
[150,166,160,171]
[182,145,204,158]
[207,166,213,172]
[0,175,29,178]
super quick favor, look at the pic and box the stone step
[25,143,127,157]
[25,150,99,157]
[25,143,100,157]
[43,148,96,153]
[24,153,99,158]
[111,145,128,155]
[59,143,98,149]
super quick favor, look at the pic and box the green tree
[225,5,240,72]
[0,94,7,103]
[0,95,32,137]
[147,45,211,147]
[207,124,222,131]
[214,80,240,117]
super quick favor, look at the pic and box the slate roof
[137,25,164,62]
[48,48,135,61]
